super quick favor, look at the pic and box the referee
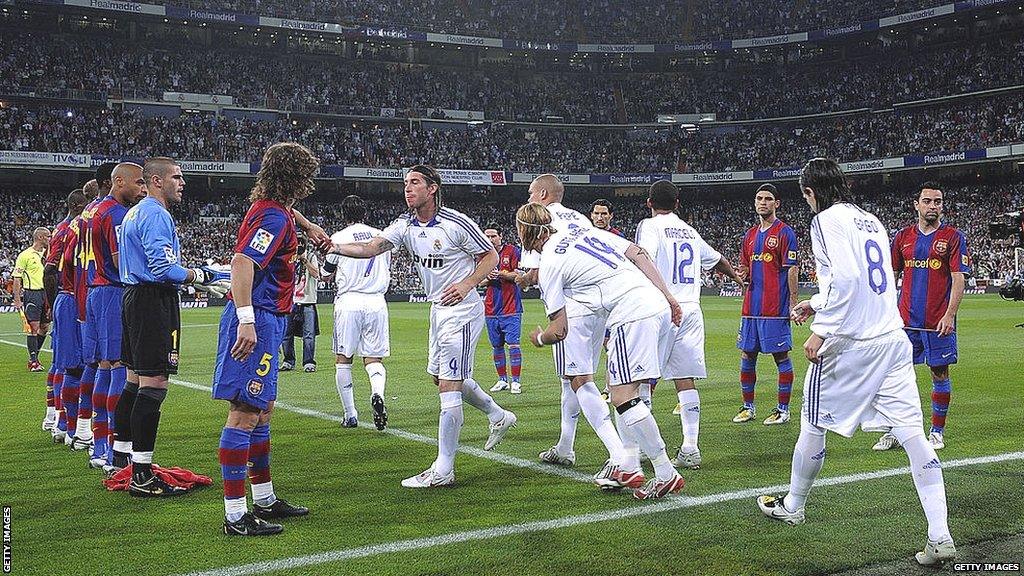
[116,157,227,496]
[13,227,51,372]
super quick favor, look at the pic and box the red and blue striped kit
[892,223,971,329]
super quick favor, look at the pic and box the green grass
[1,295,1021,576]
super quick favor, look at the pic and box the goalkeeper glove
[194,281,231,299]
[189,266,231,286]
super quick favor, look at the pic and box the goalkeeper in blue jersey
[115,157,230,496]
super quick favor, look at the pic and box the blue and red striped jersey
[892,223,970,329]
[73,197,102,320]
[741,219,798,317]
[232,199,297,314]
[59,217,80,294]
[85,194,128,287]
[484,244,522,317]
[46,217,71,291]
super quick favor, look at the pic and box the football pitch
[1,295,1022,576]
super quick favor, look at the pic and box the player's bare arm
[515,268,538,289]
[293,209,330,248]
[332,237,394,259]
[441,248,498,306]
[625,243,682,326]
[937,272,966,336]
[787,265,799,306]
[713,256,746,289]
[229,253,257,362]
[530,307,568,347]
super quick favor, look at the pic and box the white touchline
[0,338,591,484]
[169,377,594,484]
[177,451,1024,576]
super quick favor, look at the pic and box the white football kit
[635,213,722,379]
[804,203,921,437]
[330,224,392,359]
[381,207,492,379]
[524,203,606,377]
[538,225,671,386]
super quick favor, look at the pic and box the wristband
[533,331,546,347]
[236,305,255,324]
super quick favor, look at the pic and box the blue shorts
[212,301,287,411]
[906,328,957,366]
[737,318,792,354]
[83,285,123,363]
[53,293,83,371]
[486,314,522,347]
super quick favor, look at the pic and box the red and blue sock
[931,378,951,434]
[740,356,757,409]
[79,364,97,423]
[91,367,111,459]
[45,369,55,410]
[776,357,794,412]
[509,346,522,383]
[106,366,127,464]
[61,369,81,436]
[248,424,271,486]
[219,427,251,522]
[492,347,507,381]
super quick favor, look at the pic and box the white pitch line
[177,450,1024,576]
[0,338,590,483]
[170,377,593,484]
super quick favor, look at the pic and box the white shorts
[333,293,390,359]
[802,329,923,438]
[428,299,484,380]
[552,312,605,378]
[662,302,706,380]
[606,310,672,387]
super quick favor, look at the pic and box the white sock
[783,418,827,511]
[576,382,625,465]
[224,496,248,522]
[436,391,463,476]
[678,389,700,451]
[893,426,952,542]
[251,480,275,507]
[614,407,641,471]
[365,362,386,397]
[639,381,652,408]
[132,450,153,464]
[335,364,356,419]
[113,440,133,454]
[76,416,93,440]
[46,406,56,419]
[462,378,504,424]
[620,400,675,480]
[556,379,580,455]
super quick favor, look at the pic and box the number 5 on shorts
[256,352,273,376]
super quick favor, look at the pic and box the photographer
[281,235,328,372]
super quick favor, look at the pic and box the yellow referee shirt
[14,247,45,290]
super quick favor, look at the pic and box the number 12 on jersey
[672,242,694,285]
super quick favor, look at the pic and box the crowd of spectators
[149,0,953,43]
[2,180,1020,303]
[2,93,1022,173]
[3,30,1022,123]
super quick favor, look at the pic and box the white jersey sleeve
[379,217,410,252]
[330,225,392,295]
[809,204,903,340]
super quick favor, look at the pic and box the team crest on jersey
[167,351,179,367]
[766,235,779,249]
[934,240,948,254]
[249,228,275,254]
[247,379,264,396]
[502,257,509,266]
[433,239,443,250]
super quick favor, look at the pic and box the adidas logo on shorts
[923,458,942,469]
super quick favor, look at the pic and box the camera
[1000,275,1024,301]
[988,210,1023,245]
